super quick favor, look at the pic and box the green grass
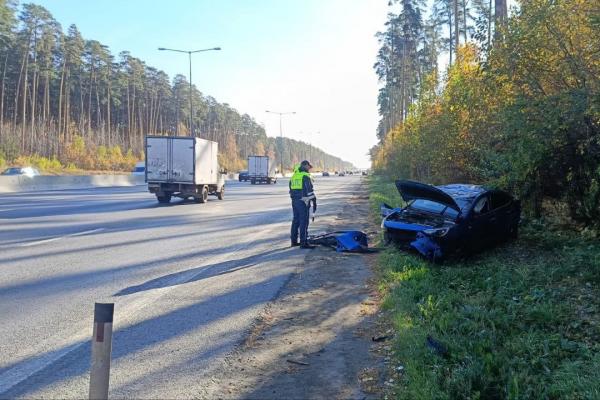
[368,176,600,399]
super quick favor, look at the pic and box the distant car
[381,180,521,262]
[238,170,249,182]
[362,171,368,176]
[1,167,40,177]
[339,171,346,177]
[347,171,353,175]
[132,161,145,176]
[322,171,330,177]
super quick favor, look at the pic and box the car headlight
[423,227,450,237]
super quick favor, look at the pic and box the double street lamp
[265,110,295,174]
[158,46,221,136]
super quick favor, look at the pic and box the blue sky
[34,0,389,168]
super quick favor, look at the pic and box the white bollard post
[89,303,114,400]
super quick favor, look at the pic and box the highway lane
[0,176,362,398]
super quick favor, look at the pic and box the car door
[466,194,494,251]
[490,191,519,240]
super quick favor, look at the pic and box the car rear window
[134,167,145,172]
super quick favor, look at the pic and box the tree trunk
[21,51,29,152]
[0,53,8,139]
[454,0,460,55]
[87,61,93,136]
[448,5,453,65]
[494,0,507,40]
[58,58,65,144]
[488,0,492,50]
[106,81,111,146]
[463,0,468,43]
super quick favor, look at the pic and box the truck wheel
[251,179,256,185]
[217,186,225,200]
[157,193,171,204]
[197,186,208,203]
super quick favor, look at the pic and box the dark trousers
[291,198,310,244]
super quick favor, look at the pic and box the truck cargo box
[146,136,218,185]
[248,155,277,184]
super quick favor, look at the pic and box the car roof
[436,184,487,200]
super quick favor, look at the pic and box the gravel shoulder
[200,180,388,399]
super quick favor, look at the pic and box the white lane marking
[18,228,105,247]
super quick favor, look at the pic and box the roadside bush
[371,0,600,230]
[13,154,63,173]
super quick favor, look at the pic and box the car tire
[383,231,392,246]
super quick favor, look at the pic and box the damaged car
[381,180,520,261]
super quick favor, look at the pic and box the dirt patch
[200,180,390,399]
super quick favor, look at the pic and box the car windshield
[2,167,22,175]
[409,199,459,220]
[134,167,145,172]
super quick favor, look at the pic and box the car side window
[473,196,490,215]
[491,192,511,210]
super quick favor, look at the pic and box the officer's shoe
[291,241,300,247]
[300,243,316,249]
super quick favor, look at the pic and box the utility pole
[266,110,295,174]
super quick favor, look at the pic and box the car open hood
[395,180,461,212]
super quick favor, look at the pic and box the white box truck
[248,155,277,184]
[145,136,225,204]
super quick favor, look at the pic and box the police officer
[289,160,317,248]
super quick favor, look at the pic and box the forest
[371,0,599,228]
[0,1,353,174]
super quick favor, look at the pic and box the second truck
[247,155,277,184]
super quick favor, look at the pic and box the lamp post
[265,110,295,174]
[158,46,221,136]
[309,131,320,162]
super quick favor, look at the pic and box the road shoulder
[200,180,387,399]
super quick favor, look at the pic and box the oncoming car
[238,170,249,182]
[1,166,40,177]
[381,180,521,261]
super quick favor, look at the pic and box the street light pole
[158,46,221,137]
[266,110,295,174]
[309,131,319,162]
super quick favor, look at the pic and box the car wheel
[383,231,392,246]
[217,186,224,200]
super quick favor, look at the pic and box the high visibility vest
[290,170,310,190]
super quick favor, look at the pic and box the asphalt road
[0,175,362,398]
